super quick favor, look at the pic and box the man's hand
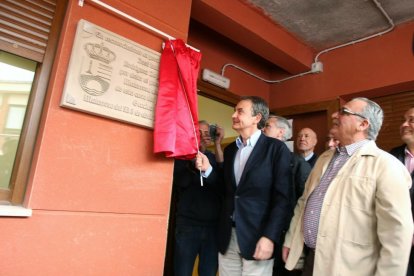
[282,246,290,262]
[215,125,225,145]
[195,152,211,172]
[253,237,274,260]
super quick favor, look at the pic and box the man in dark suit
[264,115,311,202]
[390,107,414,276]
[196,96,293,275]
[263,115,311,276]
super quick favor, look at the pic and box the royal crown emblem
[84,43,116,64]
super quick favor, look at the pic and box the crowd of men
[172,96,414,276]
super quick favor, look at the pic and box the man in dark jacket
[263,115,311,276]
[390,107,414,276]
[263,115,311,202]
[196,96,292,276]
[173,120,224,276]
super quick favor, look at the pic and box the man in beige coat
[283,97,413,275]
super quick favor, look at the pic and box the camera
[209,124,217,140]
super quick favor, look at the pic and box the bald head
[296,127,318,157]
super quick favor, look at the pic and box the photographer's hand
[214,125,224,163]
[215,125,225,145]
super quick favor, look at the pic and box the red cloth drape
[153,39,202,159]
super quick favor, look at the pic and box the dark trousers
[273,255,302,276]
[408,247,414,276]
[273,266,302,276]
[301,247,315,276]
[174,224,218,276]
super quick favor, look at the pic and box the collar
[405,147,414,158]
[338,139,370,156]
[236,129,261,149]
[304,152,314,161]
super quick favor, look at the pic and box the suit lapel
[397,147,405,163]
[227,143,239,189]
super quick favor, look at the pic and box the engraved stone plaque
[61,19,160,128]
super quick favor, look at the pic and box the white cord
[168,40,203,186]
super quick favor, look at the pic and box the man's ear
[359,119,370,131]
[255,113,262,124]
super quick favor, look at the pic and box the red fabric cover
[153,39,202,159]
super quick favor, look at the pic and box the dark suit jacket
[173,150,222,226]
[207,133,293,260]
[291,153,312,202]
[306,153,318,168]
[390,144,414,218]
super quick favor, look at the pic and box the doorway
[163,88,238,276]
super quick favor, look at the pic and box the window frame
[0,1,68,206]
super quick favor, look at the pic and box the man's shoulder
[389,144,405,156]
[224,140,237,151]
[292,153,312,171]
[261,133,287,147]
[292,153,305,163]
[363,142,405,165]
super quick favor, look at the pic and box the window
[0,52,36,193]
[374,91,414,152]
[6,105,27,130]
[0,0,67,206]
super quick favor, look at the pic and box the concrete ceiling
[191,0,414,74]
[245,0,414,51]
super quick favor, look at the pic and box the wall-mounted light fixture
[202,68,230,89]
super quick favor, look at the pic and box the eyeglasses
[338,107,367,120]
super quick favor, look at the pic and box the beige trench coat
[284,141,413,276]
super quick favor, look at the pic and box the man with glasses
[282,97,413,275]
[390,107,414,276]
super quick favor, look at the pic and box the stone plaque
[61,19,160,128]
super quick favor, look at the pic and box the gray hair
[198,120,209,126]
[269,115,292,141]
[352,97,383,140]
[241,96,269,129]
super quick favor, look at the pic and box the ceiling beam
[191,0,315,74]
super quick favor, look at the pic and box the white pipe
[221,63,313,84]
[314,0,394,62]
[221,0,394,84]
[78,0,200,52]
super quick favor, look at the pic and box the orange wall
[269,21,414,109]
[189,21,272,101]
[189,19,414,155]
[190,18,414,110]
[0,0,191,275]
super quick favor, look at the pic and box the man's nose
[402,120,410,127]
